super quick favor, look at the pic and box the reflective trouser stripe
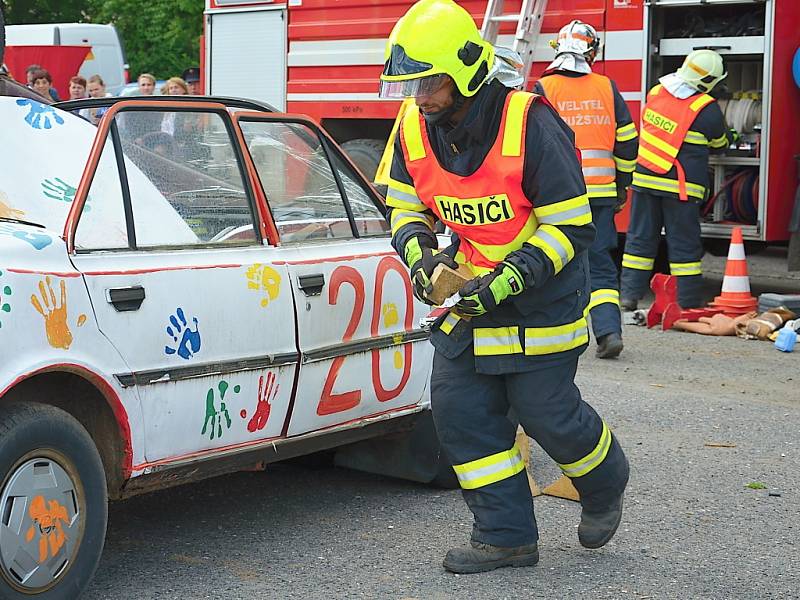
[632,172,706,200]
[589,288,620,310]
[439,312,462,335]
[453,443,526,490]
[524,317,589,355]
[622,253,655,270]
[473,327,522,356]
[670,261,702,276]
[614,156,637,173]
[559,422,612,478]
[587,183,618,198]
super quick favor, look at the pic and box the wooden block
[542,475,580,502]
[427,263,473,306]
[515,427,541,497]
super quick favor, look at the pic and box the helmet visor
[379,73,450,99]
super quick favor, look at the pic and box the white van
[5,23,128,94]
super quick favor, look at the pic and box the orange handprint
[25,495,69,563]
[31,276,73,349]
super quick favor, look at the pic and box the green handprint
[201,380,240,440]
[41,178,91,212]
[0,270,11,329]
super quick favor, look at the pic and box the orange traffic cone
[709,227,758,314]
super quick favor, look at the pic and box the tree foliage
[91,0,203,80]
[1,0,204,80]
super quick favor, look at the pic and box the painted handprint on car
[246,263,281,308]
[25,495,70,563]
[0,224,52,250]
[30,277,73,349]
[164,308,201,359]
[41,177,91,212]
[0,271,11,329]
[16,99,65,130]
[202,380,239,440]
[247,372,279,433]
[0,191,25,220]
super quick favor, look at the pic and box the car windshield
[0,97,193,244]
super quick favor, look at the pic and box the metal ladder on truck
[480,0,549,86]
[373,0,549,188]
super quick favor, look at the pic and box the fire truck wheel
[341,139,388,197]
[0,402,107,600]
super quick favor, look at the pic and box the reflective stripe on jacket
[539,73,617,198]
[637,84,715,200]
[400,91,541,273]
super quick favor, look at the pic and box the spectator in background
[27,65,60,101]
[68,75,87,100]
[138,73,156,96]
[161,77,189,136]
[181,67,201,95]
[29,69,56,100]
[80,74,111,124]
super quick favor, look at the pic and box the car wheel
[341,139,388,197]
[0,402,107,600]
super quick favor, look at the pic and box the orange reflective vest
[637,84,715,200]
[399,91,540,272]
[539,72,616,197]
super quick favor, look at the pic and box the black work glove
[614,185,629,214]
[410,246,458,305]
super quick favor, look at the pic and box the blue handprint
[164,307,201,359]
[0,225,52,250]
[16,99,65,130]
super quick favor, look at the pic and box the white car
[0,95,447,598]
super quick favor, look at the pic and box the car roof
[55,94,278,113]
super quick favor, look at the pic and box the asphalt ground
[85,249,800,600]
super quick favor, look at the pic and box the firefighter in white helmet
[380,0,629,574]
[620,49,735,310]
[534,20,639,359]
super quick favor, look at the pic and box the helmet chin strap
[422,91,467,127]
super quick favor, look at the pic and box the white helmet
[550,20,601,62]
[676,49,727,93]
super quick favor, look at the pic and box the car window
[75,137,130,251]
[240,121,367,243]
[116,108,258,247]
[329,152,390,238]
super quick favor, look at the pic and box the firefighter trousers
[621,190,705,308]
[588,201,622,339]
[430,348,630,548]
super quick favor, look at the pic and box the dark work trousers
[588,200,622,339]
[621,190,705,308]
[430,348,630,548]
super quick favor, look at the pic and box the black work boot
[579,495,624,549]
[596,332,623,359]
[620,298,638,311]
[443,541,539,574]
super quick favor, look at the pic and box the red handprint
[248,372,279,432]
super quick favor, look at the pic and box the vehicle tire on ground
[0,402,107,600]
[341,138,388,197]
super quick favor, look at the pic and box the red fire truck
[203,0,800,246]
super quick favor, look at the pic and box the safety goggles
[379,73,450,99]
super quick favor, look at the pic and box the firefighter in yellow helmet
[380,0,629,574]
[621,49,734,310]
[534,20,639,359]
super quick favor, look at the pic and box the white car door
[69,101,298,468]
[237,115,434,436]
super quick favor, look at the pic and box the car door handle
[107,286,146,312]
[298,274,325,297]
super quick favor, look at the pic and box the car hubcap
[0,454,83,592]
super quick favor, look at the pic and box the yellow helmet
[379,0,494,99]
[676,49,727,93]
